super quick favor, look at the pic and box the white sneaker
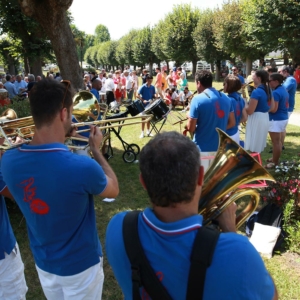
[147,132,153,137]
[139,132,144,138]
[181,109,186,112]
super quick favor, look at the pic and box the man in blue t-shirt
[0,141,27,299]
[90,78,101,102]
[137,75,157,138]
[106,131,277,300]
[2,79,119,299]
[279,65,297,148]
[186,70,235,171]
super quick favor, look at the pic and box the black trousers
[106,91,114,106]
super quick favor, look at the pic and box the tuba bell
[199,128,275,229]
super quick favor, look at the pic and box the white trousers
[36,258,104,300]
[201,151,217,173]
[0,243,28,300]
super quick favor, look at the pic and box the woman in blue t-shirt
[245,70,274,153]
[224,75,247,144]
[266,73,289,168]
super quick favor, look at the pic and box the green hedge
[0,97,31,119]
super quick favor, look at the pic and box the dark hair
[255,70,272,101]
[6,74,11,81]
[195,70,213,88]
[147,75,153,80]
[139,131,200,207]
[156,67,161,71]
[224,75,241,94]
[30,79,74,129]
[270,73,284,85]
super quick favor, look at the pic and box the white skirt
[245,112,269,153]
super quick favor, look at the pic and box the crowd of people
[1,61,297,299]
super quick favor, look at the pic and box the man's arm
[89,126,119,198]
[186,117,197,134]
[0,186,14,200]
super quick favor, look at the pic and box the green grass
[7,76,300,300]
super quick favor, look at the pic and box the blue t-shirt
[237,74,245,84]
[14,80,28,93]
[2,143,107,276]
[106,208,275,300]
[0,168,16,260]
[251,84,272,113]
[226,92,245,136]
[90,88,100,102]
[269,85,289,121]
[138,84,156,107]
[283,75,297,112]
[190,88,232,151]
[4,81,18,98]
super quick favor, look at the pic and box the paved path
[289,112,300,127]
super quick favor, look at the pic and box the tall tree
[243,0,300,63]
[161,4,200,75]
[193,9,227,80]
[212,0,269,75]
[0,0,52,76]
[152,20,170,70]
[18,0,83,89]
[132,26,158,74]
[116,30,139,68]
[94,24,110,44]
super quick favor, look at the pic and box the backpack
[122,211,220,300]
[246,203,285,251]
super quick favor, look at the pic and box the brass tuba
[199,128,275,229]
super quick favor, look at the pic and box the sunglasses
[232,69,237,71]
[61,80,71,109]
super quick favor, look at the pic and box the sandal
[264,162,275,169]
[266,158,273,163]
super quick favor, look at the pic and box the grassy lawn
[7,76,300,299]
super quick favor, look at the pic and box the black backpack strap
[122,211,172,300]
[186,226,220,300]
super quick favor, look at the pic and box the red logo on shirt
[215,101,225,118]
[285,97,289,108]
[19,177,49,215]
[142,271,164,299]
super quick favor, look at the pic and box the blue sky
[69,0,224,40]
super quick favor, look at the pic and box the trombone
[0,91,153,151]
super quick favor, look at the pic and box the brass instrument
[199,128,275,229]
[0,91,153,151]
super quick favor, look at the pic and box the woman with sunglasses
[244,70,274,153]
[223,75,247,144]
[265,73,289,168]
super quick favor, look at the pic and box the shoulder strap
[186,226,220,300]
[123,211,172,300]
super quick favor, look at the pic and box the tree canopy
[94,24,111,44]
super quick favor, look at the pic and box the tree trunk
[283,52,289,65]
[24,55,30,74]
[148,63,153,75]
[192,59,197,78]
[7,55,15,75]
[245,58,252,76]
[215,60,221,81]
[166,60,170,73]
[18,0,83,90]
[29,57,43,77]
[210,63,215,73]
